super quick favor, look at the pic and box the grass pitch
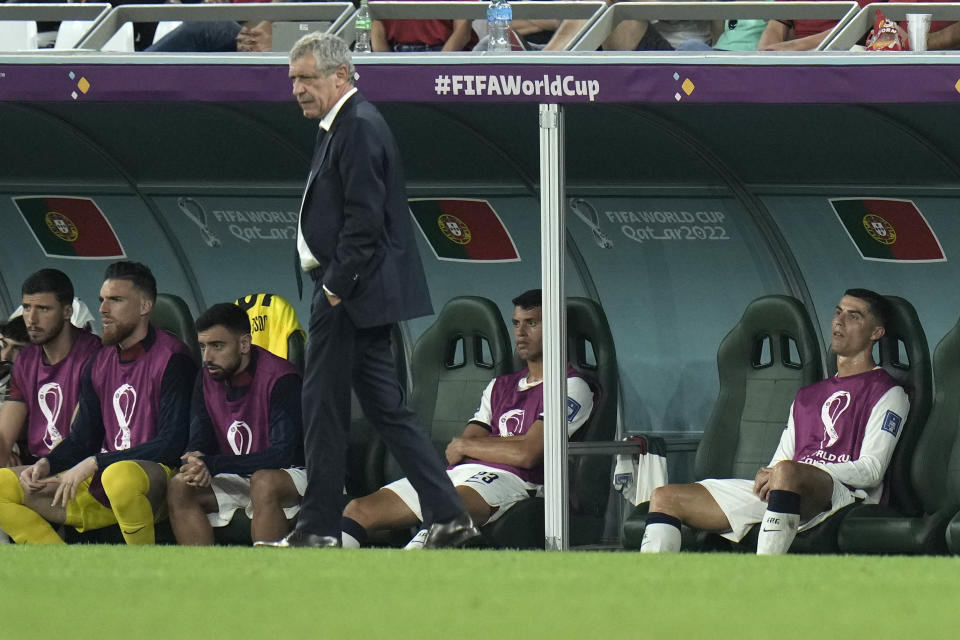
[2,547,958,639]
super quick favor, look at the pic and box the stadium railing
[824,2,960,50]
[334,1,606,52]
[573,1,861,52]
[0,3,112,51]
[77,2,356,52]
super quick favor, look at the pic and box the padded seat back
[399,297,514,480]
[483,297,620,548]
[152,293,200,364]
[566,297,619,522]
[908,314,960,515]
[695,295,824,481]
[828,296,931,515]
[235,293,306,373]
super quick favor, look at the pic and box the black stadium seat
[843,296,933,518]
[152,293,200,364]
[483,297,619,548]
[352,296,512,547]
[736,295,932,553]
[399,295,515,482]
[838,308,956,555]
[623,295,824,550]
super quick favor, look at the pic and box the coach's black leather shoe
[423,513,480,549]
[254,530,341,548]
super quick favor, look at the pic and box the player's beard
[29,317,67,347]
[205,356,241,382]
[101,318,137,346]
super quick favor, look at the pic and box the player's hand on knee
[20,458,50,493]
[445,438,467,465]
[50,457,97,507]
[753,466,772,499]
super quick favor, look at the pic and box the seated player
[0,314,29,544]
[641,289,909,555]
[339,289,594,549]
[0,269,101,471]
[0,261,195,545]
[1,316,29,412]
[11,296,98,335]
[167,303,304,545]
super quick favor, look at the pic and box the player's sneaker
[403,529,429,550]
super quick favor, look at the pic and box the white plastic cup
[906,13,932,52]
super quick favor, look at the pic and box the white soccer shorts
[207,468,308,527]
[697,475,858,542]
[383,463,538,524]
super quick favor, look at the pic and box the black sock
[340,516,368,547]
[767,490,801,515]
[646,511,682,530]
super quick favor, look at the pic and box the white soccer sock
[0,528,9,545]
[756,510,800,555]
[403,529,429,550]
[640,521,682,553]
[341,531,361,549]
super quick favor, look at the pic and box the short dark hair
[844,288,893,329]
[512,289,542,310]
[22,269,74,306]
[104,261,157,301]
[196,303,251,336]
[0,315,29,344]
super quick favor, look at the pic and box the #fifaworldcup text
[434,73,601,101]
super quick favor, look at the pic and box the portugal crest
[862,214,896,245]
[437,214,471,245]
[45,211,79,242]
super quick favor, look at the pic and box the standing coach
[263,33,476,548]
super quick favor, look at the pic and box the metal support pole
[539,103,568,551]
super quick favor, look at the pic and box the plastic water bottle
[486,0,512,53]
[354,0,372,53]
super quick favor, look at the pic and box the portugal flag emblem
[13,196,126,259]
[830,198,945,262]
[410,199,520,262]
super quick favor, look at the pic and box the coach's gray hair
[290,32,355,79]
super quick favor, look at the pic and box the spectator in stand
[147,0,282,53]
[371,0,477,52]
[672,0,774,52]
[8,0,169,50]
[759,0,960,51]
[544,0,720,51]
[508,19,561,50]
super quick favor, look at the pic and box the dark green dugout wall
[3,98,960,451]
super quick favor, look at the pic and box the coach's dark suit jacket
[299,91,433,327]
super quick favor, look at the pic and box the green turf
[2,547,958,638]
